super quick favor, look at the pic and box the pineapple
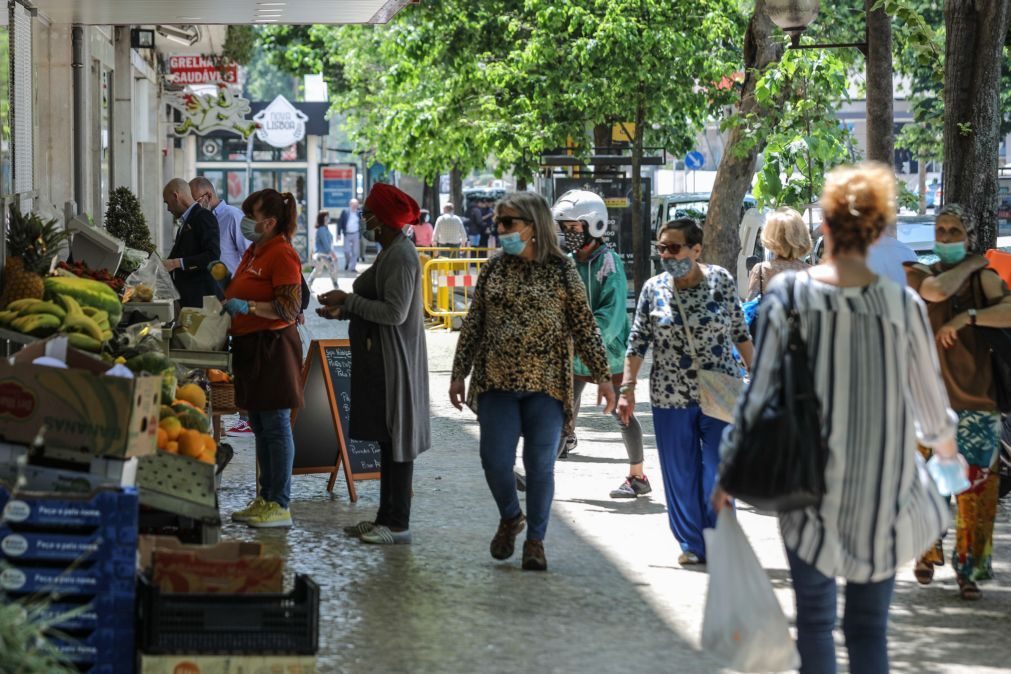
[0,206,69,308]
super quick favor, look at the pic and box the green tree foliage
[104,187,155,253]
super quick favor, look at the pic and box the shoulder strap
[669,278,701,362]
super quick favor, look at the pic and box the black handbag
[718,272,829,512]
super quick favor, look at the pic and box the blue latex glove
[222,298,250,316]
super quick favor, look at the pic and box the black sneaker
[609,475,652,499]
[557,435,577,459]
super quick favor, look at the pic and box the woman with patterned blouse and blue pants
[617,218,753,565]
[451,192,615,571]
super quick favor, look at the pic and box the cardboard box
[0,338,161,459]
[139,535,284,594]
[0,442,138,491]
[140,655,316,674]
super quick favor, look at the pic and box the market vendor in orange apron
[220,188,305,529]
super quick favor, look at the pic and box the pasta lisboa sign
[253,95,309,148]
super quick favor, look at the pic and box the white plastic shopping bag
[701,509,799,673]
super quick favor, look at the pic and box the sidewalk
[217,281,1011,674]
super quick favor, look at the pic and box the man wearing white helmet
[552,189,650,498]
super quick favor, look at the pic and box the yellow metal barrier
[415,246,492,259]
[421,257,488,331]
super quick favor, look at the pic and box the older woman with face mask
[617,217,754,566]
[906,203,1011,600]
[318,184,431,546]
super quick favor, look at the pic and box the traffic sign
[685,151,705,171]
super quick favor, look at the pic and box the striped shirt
[728,272,956,582]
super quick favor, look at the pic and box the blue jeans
[787,548,896,674]
[651,406,725,557]
[477,391,564,541]
[249,409,295,509]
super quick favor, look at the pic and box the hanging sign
[290,339,381,501]
[167,55,239,85]
[320,165,357,210]
[165,83,256,138]
[254,95,309,148]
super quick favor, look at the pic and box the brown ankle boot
[490,513,526,560]
[522,539,547,571]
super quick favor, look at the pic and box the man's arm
[181,211,220,271]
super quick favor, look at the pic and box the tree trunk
[942,0,1011,252]
[450,166,464,214]
[918,157,927,215]
[702,1,784,274]
[516,175,528,191]
[865,0,894,165]
[630,109,648,296]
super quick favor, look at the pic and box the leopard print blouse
[452,253,611,435]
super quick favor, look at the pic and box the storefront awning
[30,0,415,25]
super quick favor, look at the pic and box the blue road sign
[685,151,705,171]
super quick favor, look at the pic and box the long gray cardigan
[343,234,431,461]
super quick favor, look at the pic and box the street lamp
[765,0,867,56]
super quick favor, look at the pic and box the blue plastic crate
[31,597,136,632]
[0,487,138,530]
[0,558,135,595]
[50,625,135,666]
[0,528,136,563]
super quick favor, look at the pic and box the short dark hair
[658,217,703,247]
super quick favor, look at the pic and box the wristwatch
[968,308,977,326]
[618,383,635,395]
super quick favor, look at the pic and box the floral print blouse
[452,253,610,435]
[627,265,750,409]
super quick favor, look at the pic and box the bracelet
[968,308,977,326]
[618,383,635,394]
[249,301,257,315]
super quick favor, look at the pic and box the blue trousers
[478,391,564,541]
[787,549,895,674]
[651,406,726,557]
[249,409,295,509]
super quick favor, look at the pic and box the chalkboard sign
[291,339,381,501]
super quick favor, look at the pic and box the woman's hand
[597,381,617,415]
[316,305,345,320]
[319,289,348,307]
[933,435,960,461]
[449,378,466,410]
[936,312,969,349]
[616,390,635,425]
[711,486,733,513]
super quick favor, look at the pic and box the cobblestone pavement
[215,271,1011,674]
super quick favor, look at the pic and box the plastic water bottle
[926,455,971,496]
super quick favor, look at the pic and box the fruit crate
[138,574,320,655]
[136,450,217,521]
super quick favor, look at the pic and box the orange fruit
[175,384,207,411]
[206,369,230,383]
[201,434,216,454]
[210,262,229,282]
[159,417,183,441]
[197,449,216,464]
[179,429,204,458]
[164,441,179,454]
[156,427,168,449]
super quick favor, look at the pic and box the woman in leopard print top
[451,192,615,571]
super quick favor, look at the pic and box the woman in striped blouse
[715,163,961,674]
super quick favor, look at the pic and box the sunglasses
[494,215,529,230]
[655,242,688,255]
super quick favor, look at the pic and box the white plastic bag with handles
[701,509,799,673]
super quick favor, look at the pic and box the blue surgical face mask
[934,240,967,266]
[500,231,528,256]
[240,217,262,243]
[662,256,693,279]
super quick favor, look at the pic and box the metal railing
[415,246,493,259]
[420,256,488,331]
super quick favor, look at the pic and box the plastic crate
[0,487,139,529]
[138,574,320,655]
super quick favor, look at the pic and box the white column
[112,27,136,192]
[306,134,321,261]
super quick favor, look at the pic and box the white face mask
[241,217,263,242]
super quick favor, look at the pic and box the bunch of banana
[57,294,112,352]
[0,298,67,337]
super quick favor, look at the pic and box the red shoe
[226,420,253,436]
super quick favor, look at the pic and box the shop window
[196,135,305,162]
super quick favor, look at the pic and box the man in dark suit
[162,178,221,308]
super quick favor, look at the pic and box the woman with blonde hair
[715,162,960,673]
[748,206,813,299]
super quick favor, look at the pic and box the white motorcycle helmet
[552,189,609,239]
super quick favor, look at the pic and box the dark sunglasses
[655,242,687,255]
[494,215,529,230]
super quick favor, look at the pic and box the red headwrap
[364,183,420,230]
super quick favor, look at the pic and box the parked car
[650,192,757,238]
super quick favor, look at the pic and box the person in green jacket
[552,189,650,499]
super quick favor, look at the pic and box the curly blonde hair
[761,207,812,260]
[820,162,896,255]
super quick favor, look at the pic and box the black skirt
[347,264,390,442]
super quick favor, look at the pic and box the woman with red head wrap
[319,183,430,545]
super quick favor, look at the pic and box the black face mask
[563,229,588,253]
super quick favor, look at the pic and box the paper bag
[172,296,230,351]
